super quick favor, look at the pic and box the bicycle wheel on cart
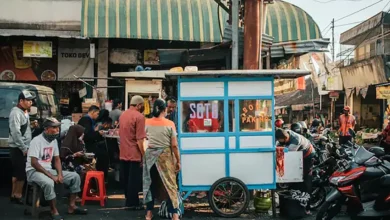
[208,177,250,218]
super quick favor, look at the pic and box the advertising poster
[58,48,93,81]
[0,41,57,81]
[23,41,53,58]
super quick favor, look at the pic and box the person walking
[338,106,356,145]
[9,91,35,204]
[143,99,181,220]
[119,95,146,209]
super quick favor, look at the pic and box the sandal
[51,214,64,220]
[68,207,88,215]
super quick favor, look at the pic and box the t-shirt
[119,107,147,162]
[146,117,177,148]
[26,134,59,172]
[109,109,123,123]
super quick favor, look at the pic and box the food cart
[111,69,310,217]
[163,69,309,217]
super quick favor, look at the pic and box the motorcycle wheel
[310,187,326,210]
[316,200,342,220]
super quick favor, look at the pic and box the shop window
[239,99,272,132]
[181,100,223,133]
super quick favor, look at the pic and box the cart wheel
[208,177,250,218]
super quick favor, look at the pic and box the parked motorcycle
[316,129,390,220]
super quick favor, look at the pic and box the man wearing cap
[119,95,146,209]
[26,118,87,219]
[339,106,356,145]
[9,90,35,204]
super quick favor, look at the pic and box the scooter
[316,129,390,220]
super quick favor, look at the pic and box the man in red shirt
[119,95,146,209]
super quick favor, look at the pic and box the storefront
[0,36,95,116]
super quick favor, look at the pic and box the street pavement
[0,184,350,220]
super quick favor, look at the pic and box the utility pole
[332,18,335,61]
[231,0,239,69]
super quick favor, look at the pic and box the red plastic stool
[81,171,106,207]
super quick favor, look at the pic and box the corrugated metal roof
[271,39,329,58]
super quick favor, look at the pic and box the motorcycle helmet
[298,121,308,133]
[311,119,320,127]
[290,123,302,134]
[275,119,284,128]
[368,147,385,158]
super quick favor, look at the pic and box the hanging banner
[376,86,390,99]
[23,41,53,58]
[58,48,93,81]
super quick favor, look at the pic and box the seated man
[26,118,87,220]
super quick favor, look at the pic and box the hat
[130,95,144,105]
[18,91,36,101]
[343,106,351,111]
[43,117,61,128]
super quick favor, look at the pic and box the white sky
[283,0,390,58]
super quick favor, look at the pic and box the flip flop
[68,207,88,215]
[51,214,64,220]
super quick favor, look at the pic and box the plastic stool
[81,171,106,207]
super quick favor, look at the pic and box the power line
[335,0,384,22]
[334,21,365,27]
[336,0,390,66]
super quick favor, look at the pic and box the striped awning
[81,0,228,42]
[266,1,321,43]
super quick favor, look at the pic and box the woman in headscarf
[143,99,181,220]
[60,125,89,172]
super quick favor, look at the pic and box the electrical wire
[336,0,390,67]
[334,21,365,27]
[335,0,384,22]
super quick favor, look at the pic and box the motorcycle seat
[380,174,390,186]
[364,167,387,178]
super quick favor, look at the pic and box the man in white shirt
[26,118,87,220]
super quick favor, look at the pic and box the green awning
[266,1,322,42]
[81,0,228,42]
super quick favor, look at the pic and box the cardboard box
[72,113,84,124]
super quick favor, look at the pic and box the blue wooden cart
[165,69,309,218]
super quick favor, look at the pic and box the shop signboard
[23,41,53,58]
[0,41,57,81]
[58,48,93,81]
[376,86,390,99]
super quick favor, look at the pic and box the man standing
[338,106,356,145]
[26,118,87,219]
[275,128,315,214]
[9,91,35,204]
[109,99,123,126]
[166,97,177,128]
[119,95,146,210]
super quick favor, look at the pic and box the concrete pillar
[96,39,108,104]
